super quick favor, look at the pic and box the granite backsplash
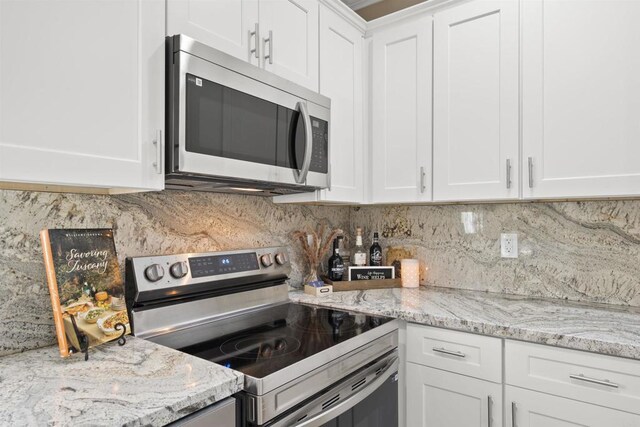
[351,200,640,307]
[0,190,348,356]
[2,189,640,357]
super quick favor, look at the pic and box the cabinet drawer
[407,324,502,383]
[506,340,640,415]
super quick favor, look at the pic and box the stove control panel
[190,252,260,278]
[127,246,291,297]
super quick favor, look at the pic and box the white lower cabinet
[407,363,502,427]
[405,325,640,427]
[506,386,640,427]
[505,340,640,416]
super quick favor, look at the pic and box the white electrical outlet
[501,233,518,258]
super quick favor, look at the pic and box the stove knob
[260,254,273,268]
[275,253,288,265]
[144,264,165,282]
[275,339,287,351]
[261,344,273,358]
[169,261,189,279]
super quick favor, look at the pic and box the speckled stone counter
[290,286,640,360]
[0,336,243,426]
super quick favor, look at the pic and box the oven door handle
[293,101,313,185]
[294,356,399,427]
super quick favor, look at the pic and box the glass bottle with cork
[352,227,367,267]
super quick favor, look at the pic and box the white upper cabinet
[433,0,519,202]
[370,16,432,203]
[168,0,319,91]
[260,0,319,91]
[522,0,640,199]
[316,4,364,203]
[167,0,260,66]
[0,0,165,193]
[273,4,364,204]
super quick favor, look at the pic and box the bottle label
[354,253,366,266]
[370,249,382,266]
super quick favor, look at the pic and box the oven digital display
[189,253,259,278]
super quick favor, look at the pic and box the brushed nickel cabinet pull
[263,30,273,64]
[569,374,619,388]
[506,158,512,189]
[432,347,465,358]
[511,402,517,427]
[528,157,533,188]
[420,166,426,193]
[488,395,493,427]
[249,23,260,59]
[153,130,163,174]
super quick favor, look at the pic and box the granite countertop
[290,286,640,361]
[0,336,243,426]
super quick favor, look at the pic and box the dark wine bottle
[369,232,383,266]
[328,238,345,281]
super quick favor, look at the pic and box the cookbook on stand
[40,228,129,357]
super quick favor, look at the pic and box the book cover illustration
[40,228,129,357]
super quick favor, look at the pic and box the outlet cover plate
[501,233,518,258]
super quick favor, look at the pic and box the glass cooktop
[179,302,392,379]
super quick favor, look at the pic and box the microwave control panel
[310,117,329,174]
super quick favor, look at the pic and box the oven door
[169,48,329,188]
[266,351,399,427]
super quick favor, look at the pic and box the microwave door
[175,52,303,186]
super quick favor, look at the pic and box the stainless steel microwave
[166,35,330,196]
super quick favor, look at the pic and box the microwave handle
[294,101,313,184]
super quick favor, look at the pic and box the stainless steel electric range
[125,247,399,427]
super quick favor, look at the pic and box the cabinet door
[167,0,260,65]
[522,0,640,199]
[317,6,363,203]
[259,0,319,91]
[433,0,519,202]
[370,16,432,203]
[0,0,165,192]
[506,386,640,427]
[272,5,363,205]
[407,363,503,427]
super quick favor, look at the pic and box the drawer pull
[432,347,466,358]
[569,374,619,388]
[488,395,493,427]
[511,402,517,427]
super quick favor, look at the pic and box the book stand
[69,314,127,361]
